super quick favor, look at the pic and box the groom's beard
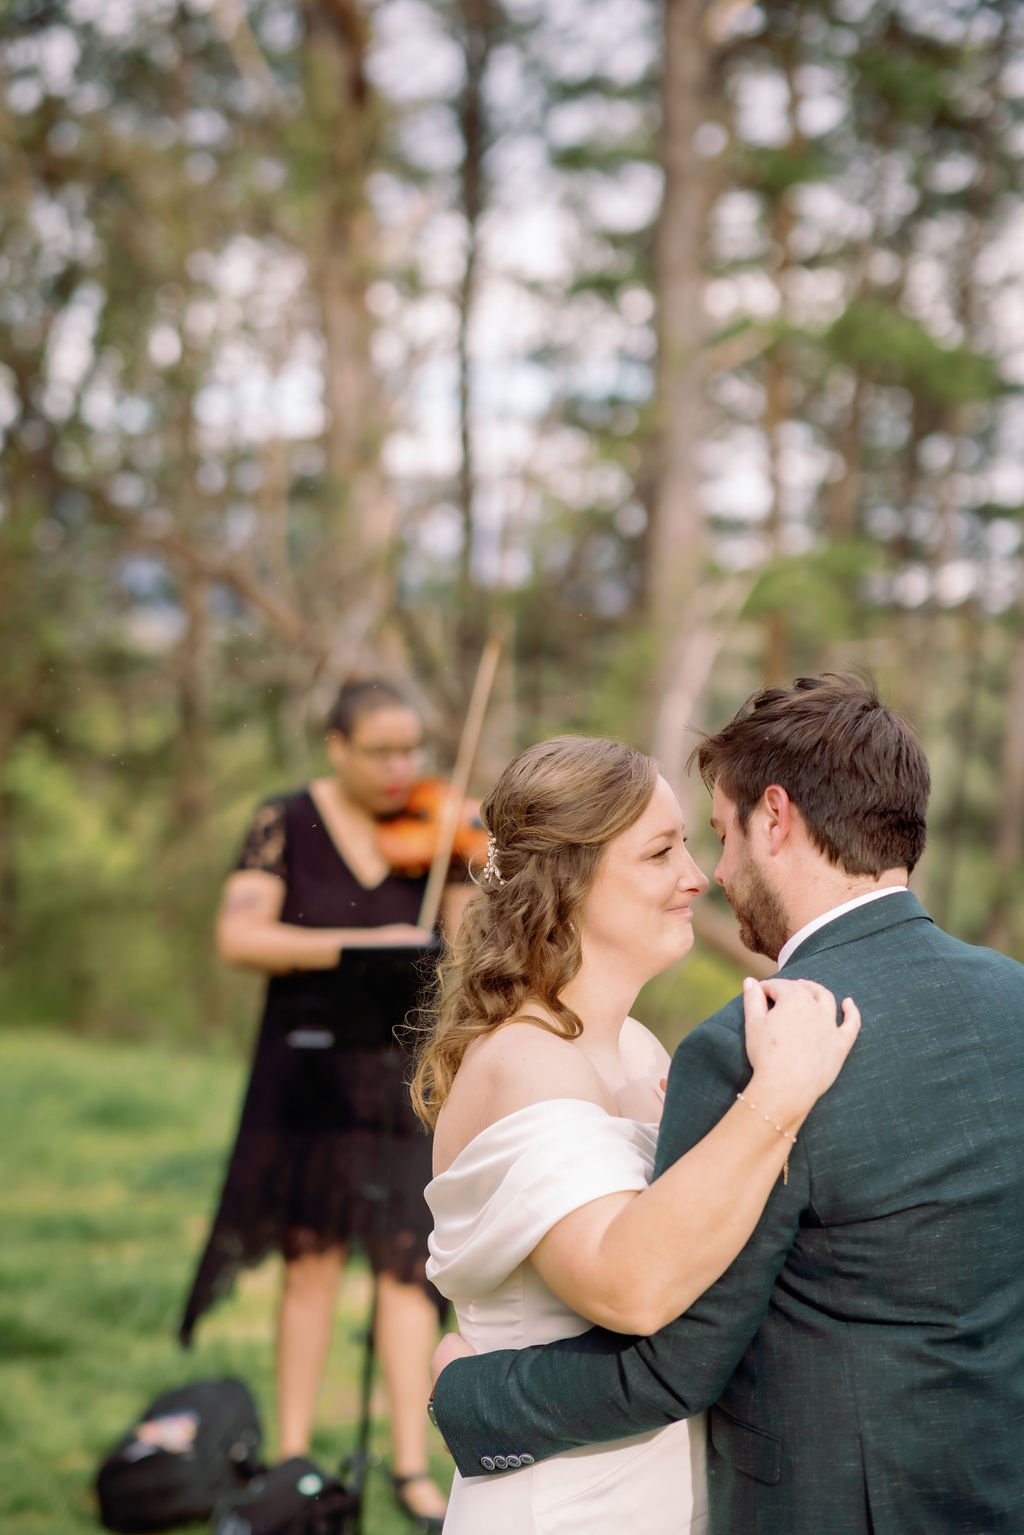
[725,856,790,961]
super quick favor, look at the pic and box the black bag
[96,1378,263,1532]
[210,1457,360,1535]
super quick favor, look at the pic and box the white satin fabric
[426,1100,708,1535]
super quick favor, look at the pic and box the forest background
[2,1,1024,1528]
[2,0,1023,1044]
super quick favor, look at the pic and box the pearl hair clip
[482,834,506,886]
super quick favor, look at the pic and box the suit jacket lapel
[779,890,934,970]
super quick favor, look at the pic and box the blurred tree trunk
[0,779,17,958]
[760,37,800,686]
[649,1,772,975]
[985,609,1024,953]
[647,0,712,789]
[825,370,865,541]
[0,515,27,951]
[914,14,1007,917]
[302,0,396,664]
[926,605,985,929]
[761,338,791,686]
[453,0,497,696]
[172,567,213,826]
[0,365,63,956]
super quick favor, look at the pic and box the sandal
[390,1469,446,1532]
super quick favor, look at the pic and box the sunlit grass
[0,1030,450,1534]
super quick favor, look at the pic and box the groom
[430,675,1024,1533]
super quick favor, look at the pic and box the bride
[412,735,859,1534]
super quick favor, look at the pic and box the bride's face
[577,776,708,984]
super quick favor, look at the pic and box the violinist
[179,679,473,1532]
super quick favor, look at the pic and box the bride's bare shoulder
[433,1020,612,1170]
[463,1019,606,1104]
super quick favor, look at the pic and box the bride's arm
[529,977,859,1335]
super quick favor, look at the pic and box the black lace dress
[179,789,445,1345]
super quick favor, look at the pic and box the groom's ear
[760,784,795,854]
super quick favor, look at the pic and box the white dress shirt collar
[777,885,909,970]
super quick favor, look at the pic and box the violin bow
[416,635,502,933]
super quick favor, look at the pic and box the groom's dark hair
[691,674,930,876]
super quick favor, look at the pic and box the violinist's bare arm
[216,870,432,975]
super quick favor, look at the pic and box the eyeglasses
[348,742,425,764]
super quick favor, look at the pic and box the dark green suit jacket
[434,894,1024,1533]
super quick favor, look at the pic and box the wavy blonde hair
[410,735,657,1128]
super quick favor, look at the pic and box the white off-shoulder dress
[425,1099,708,1535]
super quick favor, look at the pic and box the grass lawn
[0,1029,451,1534]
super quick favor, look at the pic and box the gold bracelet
[736,1091,797,1185]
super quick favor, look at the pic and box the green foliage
[854,43,967,128]
[1,0,1022,1044]
[736,143,832,197]
[824,300,1004,406]
[550,134,655,175]
[0,1030,449,1535]
[573,626,661,743]
[742,543,886,645]
[0,731,261,1045]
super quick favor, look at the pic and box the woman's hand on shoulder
[743,975,861,1125]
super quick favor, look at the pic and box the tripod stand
[331,942,445,1535]
[341,1285,378,1535]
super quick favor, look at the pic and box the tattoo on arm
[222,889,273,916]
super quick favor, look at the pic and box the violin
[377,777,489,878]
